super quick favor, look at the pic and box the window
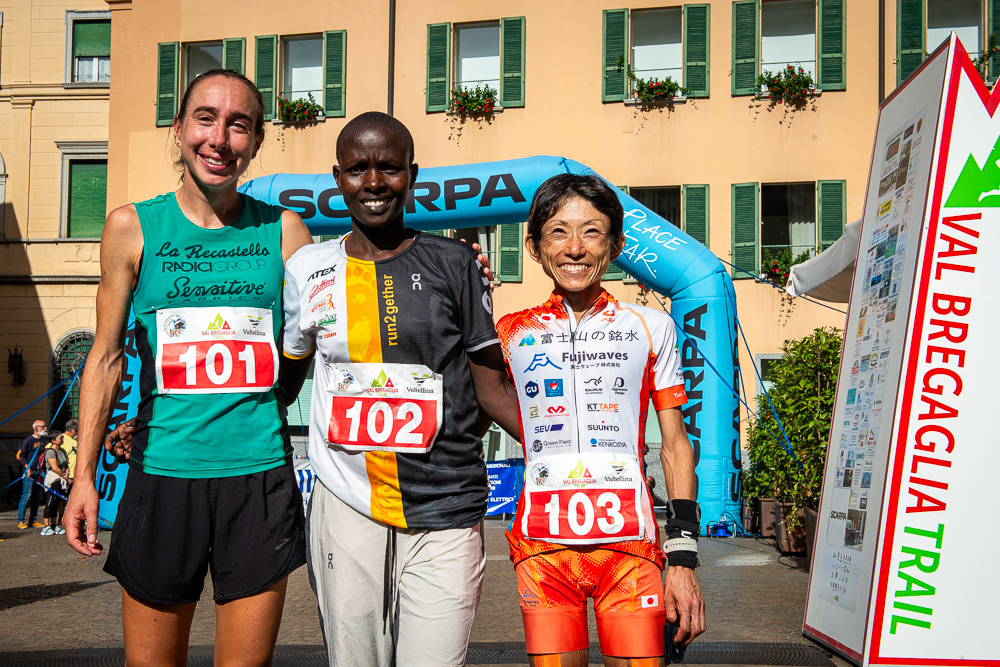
[65,12,110,85]
[455,23,501,92]
[429,225,521,283]
[186,41,224,87]
[426,17,525,112]
[452,226,498,273]
[730,180,845,279]
[603,6,711,101]
[254,32,345,121]
[761,0,816,79]
[732,0,845,95]
[755,354,783,398]
[761,183,816,259]
[156,38,248,126]
[483,422,521,461]
[282,34,324,104]
[898,0,986,85]
[632,9,683,86]
[632,186,682,227]
[57,141,108,239]
[629,184,710,245]
[50,331,95,428]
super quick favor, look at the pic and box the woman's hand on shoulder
[281,209,314,263]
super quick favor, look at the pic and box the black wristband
[665,499,701,540]
[667,550,699,568]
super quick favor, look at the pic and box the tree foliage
[744,327,843,517]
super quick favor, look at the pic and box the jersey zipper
[560,299,601,455]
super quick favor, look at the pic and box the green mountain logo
[371,370,393,389]
[946,134,1000,207]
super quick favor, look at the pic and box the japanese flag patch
[641,595,659,608]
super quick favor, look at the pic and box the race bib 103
[155,306,278,395]
[325,363,443,454]
[523,453,646,545]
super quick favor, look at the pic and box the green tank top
[129,192,290,478]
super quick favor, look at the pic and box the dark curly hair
[525,174,625,252]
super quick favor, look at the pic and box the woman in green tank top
[64,69,314,665]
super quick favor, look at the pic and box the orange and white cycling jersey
[497,290,687,566]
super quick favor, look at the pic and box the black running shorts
[104,463,306,604]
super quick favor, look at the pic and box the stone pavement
[0,508,852,666]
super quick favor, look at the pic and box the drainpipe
[879,0,886,103]
[388,0,396,116]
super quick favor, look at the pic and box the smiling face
[333,127,418,232]
[527,196,625,309]
[173,75,263,191]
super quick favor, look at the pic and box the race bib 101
[522,453,646,545]
[325,363,443,454]
[155,306,278,395]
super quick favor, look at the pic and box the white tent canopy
[784,219,861,303]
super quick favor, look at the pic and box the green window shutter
[500,17,526,108]
[426,23,451,112]
[990,0,1000,83]
[73,20,111,57]
[817,180,846,252]
[897,0,925,87]
[323,30,347,118]
[425,229,448,236]
[603,263,627,280]
[683,4,710,98]
[287,367,313,427]
[731,0,759,96]
[682,184,709,245]
[603,184,629,279]
[67,160,108,239]
[817,0,846,91]
[731,182,759,278]
[602,9,628,102]
[222,38,245,75]
[156,42,180,127]
[255,35,278,120]
[498,222,523,283]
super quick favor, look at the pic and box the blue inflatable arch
[96,156,741,528]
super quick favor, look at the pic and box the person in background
[41,431,69,536]
[58,419,78,524]
[16,420,47,530]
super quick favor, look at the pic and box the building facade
[2,0,992,466]
[0,0,110,452]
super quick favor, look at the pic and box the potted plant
[744,327,843,558]
[448,84,498,117]
[760,248,812,284]
[752,65,817,108]
[276,93,323,124]
[616,55,690,107]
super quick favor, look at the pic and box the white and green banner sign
[805,35,1000,667]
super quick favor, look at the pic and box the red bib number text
[328,396,438,452]
[160,340,276,392]
[524,488,640,542]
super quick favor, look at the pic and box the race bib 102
[155,306,278,395]
[325,363,443,454]
[522,453,646,545]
